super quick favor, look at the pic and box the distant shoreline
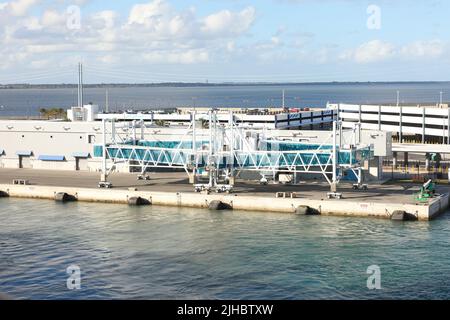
[1,81,450,90]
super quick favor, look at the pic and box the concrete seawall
[1,184,448,221]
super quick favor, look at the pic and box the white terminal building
[0,104,336,173]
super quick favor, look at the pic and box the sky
[0,0,450,83]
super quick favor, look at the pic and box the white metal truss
[100,110,368,188]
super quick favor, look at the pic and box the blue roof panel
[38,155,65,161]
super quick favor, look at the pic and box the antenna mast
[106,89,109,113]
[77,62,84,108]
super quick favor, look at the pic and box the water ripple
[1,198,450,299]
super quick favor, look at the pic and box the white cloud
[3,0,446,81]
[202,6,255,36]
[30,59,50,69]
[97,54,119,64]
[340,39,448,64]
[128,0,170,26]
[0,0,258,70]
[352,40,395,64]
[41,10,65,27]
[400,40,445,58]
[7,0,38,17]
[142,49,209,64]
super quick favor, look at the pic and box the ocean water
[0,82,449,117]
[1,197,450,300]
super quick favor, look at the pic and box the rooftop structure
[67,105,335,130]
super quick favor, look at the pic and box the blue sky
[0,0,450,83]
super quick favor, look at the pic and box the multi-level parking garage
[329,102,450,144]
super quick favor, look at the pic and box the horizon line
[1,80,450,87]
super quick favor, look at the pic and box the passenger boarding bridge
[97,110,386,193]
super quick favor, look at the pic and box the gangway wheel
[327,192,342,199]
[98,181,113,189]
[352,184,368,191]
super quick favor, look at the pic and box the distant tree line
[39,108,66,120]
[2,81,448,90]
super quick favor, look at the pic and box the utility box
[279,173,294,184]
[362,131,392,157]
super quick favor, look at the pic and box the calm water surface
[1,198,450,300]
[1,83,449,116]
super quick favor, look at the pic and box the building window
[88,135,96,144]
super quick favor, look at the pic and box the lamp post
[191,97,197,112]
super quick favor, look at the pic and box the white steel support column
[336,104,340,123]
[447,108,450,145]
[105,89,109,113]
[358,167,362,184]
[358,122,361,145]
[229,111,235,185]
[378,105,381,131]
[192,110,196,158]
[331,121,338,192]
[80,63,83,109]
[358,104,362,125]
[399,106,403,143]
[101,119,107,182]
[132,120,137,144]
[209,110,213,187]
[190,110,197,184]
[422,107,426,144]
[111,118,116,144]
[443,116,446,145]
[77,63,82,109]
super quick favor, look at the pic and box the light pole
[191,97,197,111]
[396,90,400,106]
[440,91,443,105]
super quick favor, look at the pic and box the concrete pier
[0,184,448,221]
[0,169,449,221]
